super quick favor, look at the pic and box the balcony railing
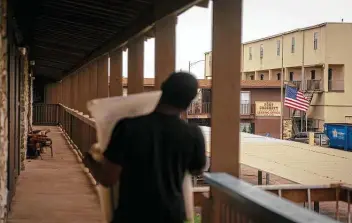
[290,80,323,91]
[33,104,59,125]
[291,80,302,89]
[201,173,338,223]
[328,80,344,92]
[188,102,254,116]
[35,104,339,223]
[188,102,211,115]
[306,79,323,91]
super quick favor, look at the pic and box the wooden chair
[27,129,53,159]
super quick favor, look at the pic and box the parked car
[288,132,330,146]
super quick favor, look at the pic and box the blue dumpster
[324,123,352,151]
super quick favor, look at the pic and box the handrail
[204,173,338,223]
[59,104,96,128]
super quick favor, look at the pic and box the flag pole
[280,35,284,139]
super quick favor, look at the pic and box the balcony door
[240,91,251,115]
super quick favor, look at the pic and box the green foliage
[248,125,252,133]
[194,215,201,223]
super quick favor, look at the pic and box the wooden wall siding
[109,49,123,97]
[128,37,144,94]
[89,60,98,102]
[154,15,176,90]
[97,54,109,99]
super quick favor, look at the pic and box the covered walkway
[7,126,101,223]
[1,0,342,222]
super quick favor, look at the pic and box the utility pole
[280,35,284,139]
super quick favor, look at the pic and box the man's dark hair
[160,71,198,110]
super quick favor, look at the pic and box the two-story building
[120,77,292,138]
[205,22,352,131]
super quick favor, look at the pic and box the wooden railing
[33,104,60,125]
[202,173,338,223]
[58,105,96,155]
[34,104,339,223]
[188,102,255,116]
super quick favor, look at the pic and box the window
[240,91,251,104]
[291,37,295,53]
[260,74,264,80]
[277,73,281,80]
[260,44,263,59]
[311,70,316,80]
[250,75,254,80]
[277,40,281,56]
[314,32,318,50]
[249,47,252,60]
[289,72,294,81]
[328,68,332,80]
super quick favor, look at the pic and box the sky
[121,0,352,79]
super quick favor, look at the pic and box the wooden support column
[154,15,177,90]
[109,49,123,97]
[57,82,62,104]
[67,75,72,108]
[258,170,263,185]
[77,71,83,112]
[73,72,79,110]
[89,61,98,102]
[62,78,66,106]
[97,54,109,98]
[82,67,90,114]
[128,37,144,94]
[211,0,242,176]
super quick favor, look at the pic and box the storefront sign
[255,101,281,117]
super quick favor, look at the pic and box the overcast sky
[122,0,352,79]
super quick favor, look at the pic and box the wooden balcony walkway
[8,126,102,223]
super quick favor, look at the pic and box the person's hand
[82,152,93,167]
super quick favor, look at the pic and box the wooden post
[89,61,98,101]
[154,15,177,90]
[97,54,109,99]
[109,49,123,97]
[258,170,263,185]
[128,37,144,94]
[211,1,242,222]
[211,0,242,176]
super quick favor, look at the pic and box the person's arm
[187,126,206,176]
[83,120,127,187]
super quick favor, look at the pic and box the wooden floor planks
[7,126,102,223]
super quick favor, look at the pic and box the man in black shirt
[84,71,206,223]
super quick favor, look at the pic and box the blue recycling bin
[324,123,352,151]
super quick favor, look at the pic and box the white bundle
[87,91,194,223]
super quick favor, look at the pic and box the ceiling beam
[66,0,201,76]
[35,15,116,33]
[45,0,138,19]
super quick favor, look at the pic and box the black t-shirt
[103,111,206,223]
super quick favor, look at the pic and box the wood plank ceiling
[13,0,154,81]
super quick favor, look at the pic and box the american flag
[284,85,310,112]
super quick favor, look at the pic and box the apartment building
[205,22,352,129]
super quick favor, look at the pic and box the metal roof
[200,126,352,185]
